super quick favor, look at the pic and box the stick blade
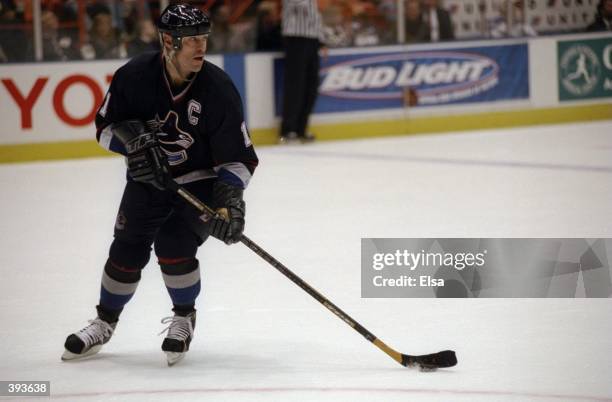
[402,350,457,371]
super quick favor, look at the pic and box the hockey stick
[168,181,457,371]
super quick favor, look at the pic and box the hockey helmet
[158,4,211,49]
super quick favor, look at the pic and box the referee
[280,0,325,143]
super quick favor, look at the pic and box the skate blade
[165,351,186,366]
[61,345,102,361]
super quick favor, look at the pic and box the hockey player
[62,4,258,366]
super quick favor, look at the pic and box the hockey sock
[159,257,201,312]
[99,259,141,319]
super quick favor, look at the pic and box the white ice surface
[1,121,611,401]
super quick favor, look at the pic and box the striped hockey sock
[159,258,201,313]
[99,259,141,322]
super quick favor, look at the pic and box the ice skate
[300,131,316,144]
[62,318,116,361]
[278,131,301,145]
[159,311,196,366]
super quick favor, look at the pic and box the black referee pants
[280,36,320,138]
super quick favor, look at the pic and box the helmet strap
[172,36,182,50]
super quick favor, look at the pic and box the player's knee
[104,258,142,283]
[158,257,199,274]
[109,238,152,270]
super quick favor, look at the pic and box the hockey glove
[111,120,171,191]
[210,181,246,244]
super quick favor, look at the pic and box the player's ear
[160,33,173,51]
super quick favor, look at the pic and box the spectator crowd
[0,0,610,63]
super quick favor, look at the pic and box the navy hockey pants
[108,179,216,270]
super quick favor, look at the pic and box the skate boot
[160,311,196,366]
[300,131,316,144]
[278,131,300,145]
[62,318,116,361]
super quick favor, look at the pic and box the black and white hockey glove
[111,120,171,191]
[210,181,246,244]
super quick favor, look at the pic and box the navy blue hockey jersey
[96,52,258,189]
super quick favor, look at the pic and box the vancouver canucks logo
[148,111,195,166]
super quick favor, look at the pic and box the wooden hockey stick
[169,181,457,371]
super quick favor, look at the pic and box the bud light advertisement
[274,43,529,114]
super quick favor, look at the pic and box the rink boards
[0,32,610,163]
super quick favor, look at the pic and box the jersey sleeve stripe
[98,125,114,150]
[214,162,252,188]
[97,125,127,155]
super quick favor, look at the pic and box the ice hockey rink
[1,120,611,401]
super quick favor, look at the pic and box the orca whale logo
[148,110,195,166]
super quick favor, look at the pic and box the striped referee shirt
[282,0,322,40]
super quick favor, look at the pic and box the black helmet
[158,4,211,49]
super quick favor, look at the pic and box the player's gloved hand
[127,145,170,190]
[210,181,245,244]
[111,120,171,190]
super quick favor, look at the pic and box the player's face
[177,35,208,73]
